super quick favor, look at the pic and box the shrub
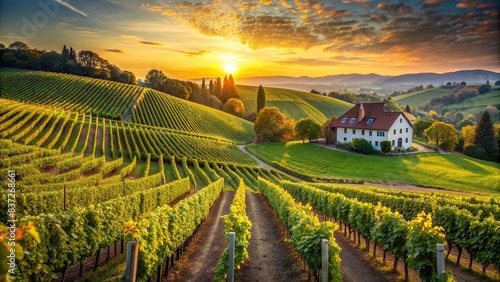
[381,140,392,154]
[351,138,373,154]
[463,144,487,160]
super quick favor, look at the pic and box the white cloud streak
[54,0,89,17]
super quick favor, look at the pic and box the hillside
[442,89,500,115]
[392,87,452,106]
[0,68,256,143]
[236,85,352,123]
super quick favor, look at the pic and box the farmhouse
[329,103,415,150]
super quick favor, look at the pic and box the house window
[400,129,402,134]
[349,117,356,124]
[400,118,402,123]
[375,141,379,146]
[367,118,374,125]
[393,129,396,134]
[392,140,395,146]
[369,131,372,136]
[369,141,372,144]
[362,130,365,135]
[344,137,347,142]
[344,128,347,133]
[352,129,356,134]
[377,131,385,137]
[341,117,347,123]
[405,138,409,143]
[406,128,408,133]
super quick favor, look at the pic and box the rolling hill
[392,87,452,106]
[236,85,353,124]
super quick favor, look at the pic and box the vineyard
[1,68,499,282]
[131,88,255,143]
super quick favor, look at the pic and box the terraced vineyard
[236,85,353,123]
[132,89,256,143]
[0,68,139,119]
[0,99,254,165]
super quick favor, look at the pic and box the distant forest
[0,41,137,84]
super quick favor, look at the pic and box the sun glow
[223,62,238,74]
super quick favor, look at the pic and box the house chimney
[359,103,365,121]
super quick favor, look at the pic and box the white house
[329,103,415,150]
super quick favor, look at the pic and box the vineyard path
[122,87,145,122]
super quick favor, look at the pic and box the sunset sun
[223,62,238,74]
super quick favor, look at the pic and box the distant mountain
[235,70,500,87]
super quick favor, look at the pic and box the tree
[474,111,496,156]
[145,69,166,90]
[257,85,266,113]
[495,80,500,86]
[62,45,69,58]
[460,81,467,85]
[381,140,392,155]
[221,74,237,103]
[77,50,102,69]
[223,98,245,117]
[405,105,411,113]
[446,82,452,86]
[201,78,206,89]
[254,107,295,142]
[322,117,336,145]
[461,125,476,146]
[424,122,459,151]
[295,118,321,143]
[413,119,435,137]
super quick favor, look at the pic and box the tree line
[0,41,136,84]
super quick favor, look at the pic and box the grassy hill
[247,141,500,194]
[442,89,500,115]
[236,85,352,123]
[392,87,451,106]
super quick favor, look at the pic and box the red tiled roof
[330,103,412,130]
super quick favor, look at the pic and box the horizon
[1,0,499,80]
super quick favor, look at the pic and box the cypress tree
[201,78,206,89]
[62,45,69,58]
[474,111,496,156]
[257,85,266,113]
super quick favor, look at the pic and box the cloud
[105,49,124,53]
[425,0,441,5]
[54,0,88,17]
[277,58,334,66]
[175,50,209,56]
[139,41,163,46]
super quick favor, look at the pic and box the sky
[1,0,499,80]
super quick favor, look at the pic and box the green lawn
[236,85,352,124]
[393,88,451,106]
[247,142,500,194]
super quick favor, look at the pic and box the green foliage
[474,111,497,157]
[223,98,245,117]
[406,212,446,281]
[257,85,266,113]
[381,140,392,154]
[463,144,487,160]
[254,107,295,142]
[351,138,374,154]
[215,179,252,281]
[295,118,322,143]
[256,178,342,282]
[135,179,223,280]
[413,119,435,137]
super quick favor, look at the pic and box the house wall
[335,114,413,150]
[387,114,413,150]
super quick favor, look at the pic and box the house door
[398,138,403,147]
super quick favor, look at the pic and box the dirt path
[167,191,234,281]
[237,145,304,182]
[237,192,309,282]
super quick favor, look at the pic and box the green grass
[246,141,500,194]
[236,85,353,124]
[393,87,451,106]
[442,89,500,115]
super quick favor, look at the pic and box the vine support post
[322,239,329,282]
[228,232,235,282]
[124,241,139,282]
[436,244,445,277]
